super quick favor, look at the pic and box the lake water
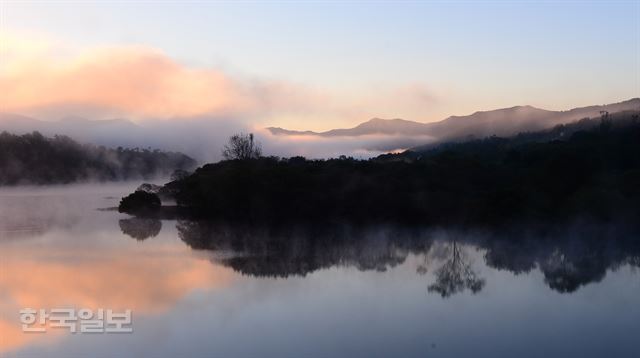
[1,184,639,357]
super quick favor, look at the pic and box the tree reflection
[479,225,640,293]
[177,220,431,278]
[119,218,162,241]
[539,247,609,293]
[483,240,536,275]
[170,219,640,295]
[428,241,485,298]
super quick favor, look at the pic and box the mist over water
[1,184,638,357]
[0,117,431,163]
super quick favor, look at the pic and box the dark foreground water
[1,184,639,357]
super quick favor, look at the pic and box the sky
[1,0,639,131]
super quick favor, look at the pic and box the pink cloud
[0,35,442,131]
[1,45,265,119]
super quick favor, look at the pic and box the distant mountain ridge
[0,113,141,136]
[0,113,152,150]
[2,98,639,161]
[268,118,431,137]
[267,98,640,140]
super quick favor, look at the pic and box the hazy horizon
[2,1,638,132]
[2,97,637,162]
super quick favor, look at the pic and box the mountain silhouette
[0,113,143,141]
[267,98,640,140]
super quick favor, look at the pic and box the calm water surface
[1,184,639,357]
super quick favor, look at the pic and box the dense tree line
[404,109,638,155]
[121,112,640,226]
[0,131,196,185]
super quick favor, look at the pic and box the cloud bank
[0,34,441,160]
[0,43,319,121]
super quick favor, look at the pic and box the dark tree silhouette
[599,110,612,132]
[222,133,262,160]
[170,169,191,181]
[118,191,161,215]
[119,111,640,227]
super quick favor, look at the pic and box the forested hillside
[0,131,197,185]
[121,113,640,226]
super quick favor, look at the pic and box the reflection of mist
[0,184,142,240]
[0,113,437,162]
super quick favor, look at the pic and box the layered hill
[267,98,640,141]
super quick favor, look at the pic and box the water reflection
[177,220,432,278]
[119,218,162,241]
[2,186,640,357]
[167,219,640,295]
[427,241,485,298]
[481,229,640,293]
[0,195,80,239]
[0,186,232,354]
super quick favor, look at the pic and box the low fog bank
[81,120,435,162]
[3,98,638,163]
[0,181,141,240]
[0,115,435,162]
[259,130,436,160]
[0,181,159,196]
